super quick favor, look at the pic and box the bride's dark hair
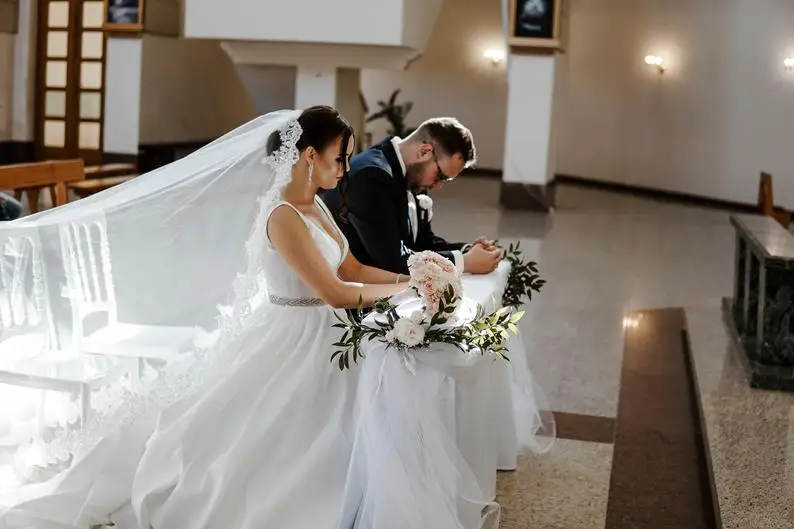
[266,105,354,219]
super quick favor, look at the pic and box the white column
[104,38,142,155]
[0,35,14,141]
[295,66,337,109]
[10,0,35,142]
[502,54,557,186]
[294,65,363,145]
[334,68,364,148]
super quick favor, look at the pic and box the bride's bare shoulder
[266,202,307,246]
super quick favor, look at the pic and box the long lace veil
[0,109,302,486]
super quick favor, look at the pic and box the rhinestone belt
[268,294,325,307]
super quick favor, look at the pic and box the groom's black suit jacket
[320,137,465,275]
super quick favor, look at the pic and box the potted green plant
[365,89,415,137]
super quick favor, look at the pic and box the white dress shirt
[391,137,464,271]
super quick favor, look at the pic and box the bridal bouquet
[331,251,524,371]
[405,251,462,319]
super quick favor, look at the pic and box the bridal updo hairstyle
[266,106,353,158]
[266,105,354,217]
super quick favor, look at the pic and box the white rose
[409,310,425,324]
[416,194,434,221]
[392,318,426,347]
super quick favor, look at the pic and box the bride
[0,107,548,528]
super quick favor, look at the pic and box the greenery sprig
[330,291,524,372]
[494,240,546,309]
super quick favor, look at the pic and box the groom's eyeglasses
[432,153,454,184]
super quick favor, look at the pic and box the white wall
[557,0,794,208]
[362,0,794,207]
[361,0,507,169]
[234,64,296,115]
[105,36,257,152]
[138,36,254,144]
[401,0,443,51]
[184,0,403,44]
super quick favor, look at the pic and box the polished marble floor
[433,178,741,527]
[434,179,735,417]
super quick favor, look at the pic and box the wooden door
[35,0,106,164]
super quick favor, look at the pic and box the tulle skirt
[0,300,551,529]
[1,302,358,529]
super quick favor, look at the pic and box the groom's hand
[472,236,496,251]
[462,236,496,252]
[463,245,501,274]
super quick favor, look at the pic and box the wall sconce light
[622,314,643,329]
[784,57,794,71]
[484,49,506,66]
[644,54,665,74]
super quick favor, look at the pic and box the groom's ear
[417,143,433,161]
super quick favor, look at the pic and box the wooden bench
[723,214,794,391]
[84,163,137,178]
[758,172,790,229]
[1,160,85,213]
[68,174,137,198]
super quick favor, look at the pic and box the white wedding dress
[0,110,520,529]
[0,198,366,528]
[1,196,501,529]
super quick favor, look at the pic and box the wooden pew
[69,162,138,198]
[68,174,138,198]
[1,160,85,213]
[758,172,790,229]
[84,163,137,178]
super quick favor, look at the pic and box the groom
[321,117,501,275]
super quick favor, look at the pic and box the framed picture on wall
[509,0,562,49]
[103,0,145,32]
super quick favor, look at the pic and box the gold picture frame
[103,0,145,33]
[508,0,562,50]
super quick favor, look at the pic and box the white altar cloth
[361,261,525,501]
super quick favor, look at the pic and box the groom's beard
[405,161,432,194]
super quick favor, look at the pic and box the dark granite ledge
[730,214,794,267]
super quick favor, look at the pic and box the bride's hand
[388,287,416,306]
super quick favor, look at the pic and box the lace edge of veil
[12,117,303,479]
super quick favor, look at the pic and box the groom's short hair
[414,117,477,169]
